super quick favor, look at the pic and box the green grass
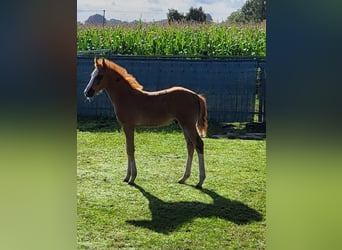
[77,22,266,57]
[77,119,266,249]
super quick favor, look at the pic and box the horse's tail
[197,94,208,137]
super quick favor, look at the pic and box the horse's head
[84,57,108,99]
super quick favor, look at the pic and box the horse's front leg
[123,126,137,184]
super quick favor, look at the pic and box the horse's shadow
[126,184,263,234]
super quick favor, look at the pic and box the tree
[226,10,246,24]
[227,0,266,24]
[167,9,185,23]
[241,0,266,23]
[167,7,210,24]
[186,7,207,23]
[206,13,213,22]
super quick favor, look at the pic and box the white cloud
[77,0,246,23]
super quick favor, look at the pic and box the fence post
[257,64,266,123]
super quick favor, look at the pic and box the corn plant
[77,23,266,57]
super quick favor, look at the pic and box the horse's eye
[96,75,103,81]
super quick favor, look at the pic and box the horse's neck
[105,78,137,105]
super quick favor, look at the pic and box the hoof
[195,184,203,189]
[123,178,129,183]
[178,179,185,184]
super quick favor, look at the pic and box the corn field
[77,22,266,57]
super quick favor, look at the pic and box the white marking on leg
[179,154,193,184]
[185,155,193,177]
[128,155,137,184]
[124,159,131,182]
[196,153,206,188]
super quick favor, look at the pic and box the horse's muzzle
[84,88,95,98]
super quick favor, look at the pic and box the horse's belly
[136,112,174,127]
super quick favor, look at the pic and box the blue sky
[77,0,247,23]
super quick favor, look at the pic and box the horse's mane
[104,59,143,90]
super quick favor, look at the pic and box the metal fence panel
[77,56,263,122]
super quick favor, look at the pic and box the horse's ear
[94,57,99,67]
[102,58,106,68]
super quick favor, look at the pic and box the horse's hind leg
[195,137,206,189]
[179,125,206,188]
[123,126,137,184]
[189,129,206,189]
[178,132,194,184]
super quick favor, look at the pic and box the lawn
[77,118,266,249]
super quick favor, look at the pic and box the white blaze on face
[84,68,99,96]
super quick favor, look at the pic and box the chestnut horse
[84,58,208,188]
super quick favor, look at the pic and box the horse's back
[142,86,200,122]
[144,86,196,96]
